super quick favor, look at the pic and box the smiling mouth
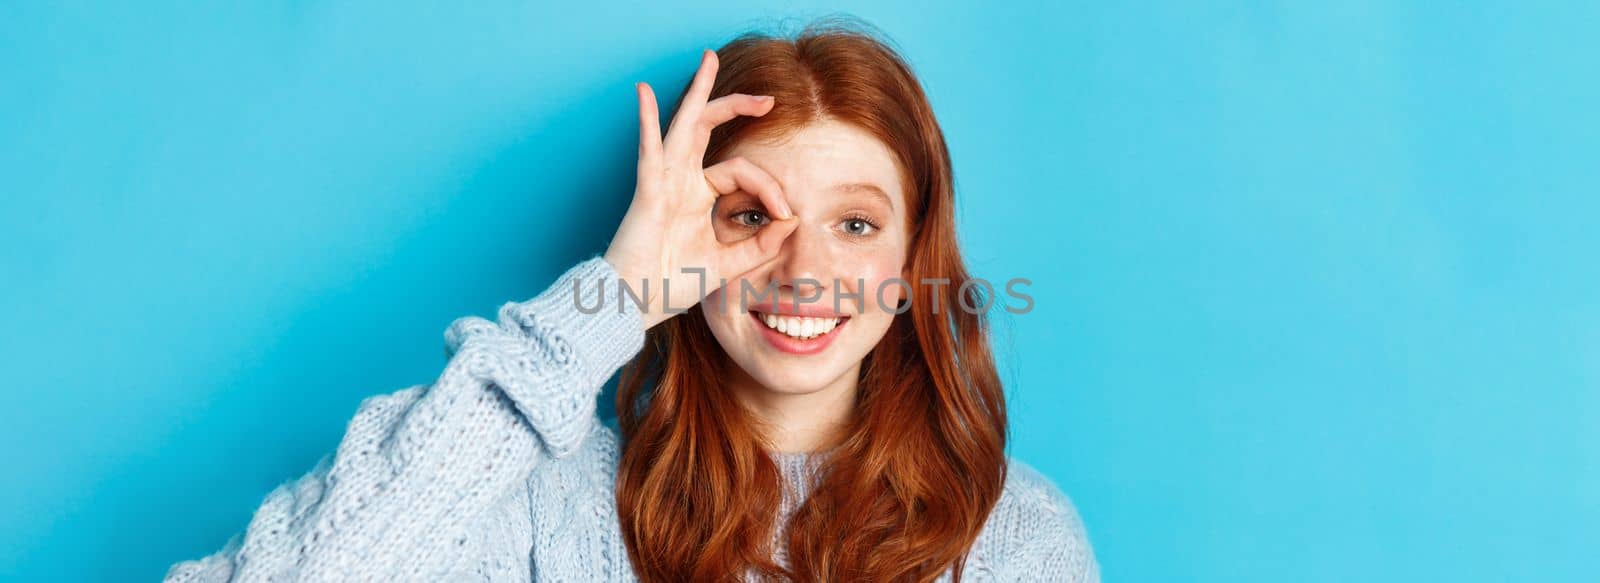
[747,310,851,355]
[754,311,846,340]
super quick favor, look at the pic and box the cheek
[702,287,741,321]
[842,254,907,314]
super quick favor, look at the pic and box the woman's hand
[604,49,798,330]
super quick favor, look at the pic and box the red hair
[615,20,1008,582]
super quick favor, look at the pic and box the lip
[749,310,850,356]
[746,300,854,318]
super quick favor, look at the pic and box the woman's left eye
[840,217,878,236]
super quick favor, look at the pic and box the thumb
[716,217,798,281]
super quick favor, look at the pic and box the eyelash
[838,213,881,237]
[727,209,883,237]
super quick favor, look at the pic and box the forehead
[724,119,905,212]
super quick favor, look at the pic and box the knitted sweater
[163,256,1099,582]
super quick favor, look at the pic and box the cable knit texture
[164,256,1099,582]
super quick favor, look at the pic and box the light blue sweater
[163,256,1098,582]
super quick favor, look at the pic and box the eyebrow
[831,182,894,209]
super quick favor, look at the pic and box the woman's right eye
[731,210,770,228]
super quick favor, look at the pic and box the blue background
[3,2,1596,581]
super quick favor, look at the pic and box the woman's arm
[163,256,643,582]
[167,49,796,582]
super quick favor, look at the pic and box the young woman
[166,21,1097,583]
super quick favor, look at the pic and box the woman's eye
[732,210,769,228]
[841,218,877,236]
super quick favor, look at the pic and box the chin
[743,362,850,394]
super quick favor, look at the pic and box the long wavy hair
[615,20,1009,582]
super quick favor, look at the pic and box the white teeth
[757,313,843,340]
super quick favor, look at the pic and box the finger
[699,93,775,129]
[718,213,799,280]
[703,157,793,219]
[685,93,774,157]
[636,82,663,171]
[664,49,720,156]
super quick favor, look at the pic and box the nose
[769,222,834,301]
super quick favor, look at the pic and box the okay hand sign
[603,50,798,329]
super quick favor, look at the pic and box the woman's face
[702,119,911,396]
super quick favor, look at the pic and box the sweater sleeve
[986,460,1100,582]
[162,256,644,582]
[1034,488,1099,583]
